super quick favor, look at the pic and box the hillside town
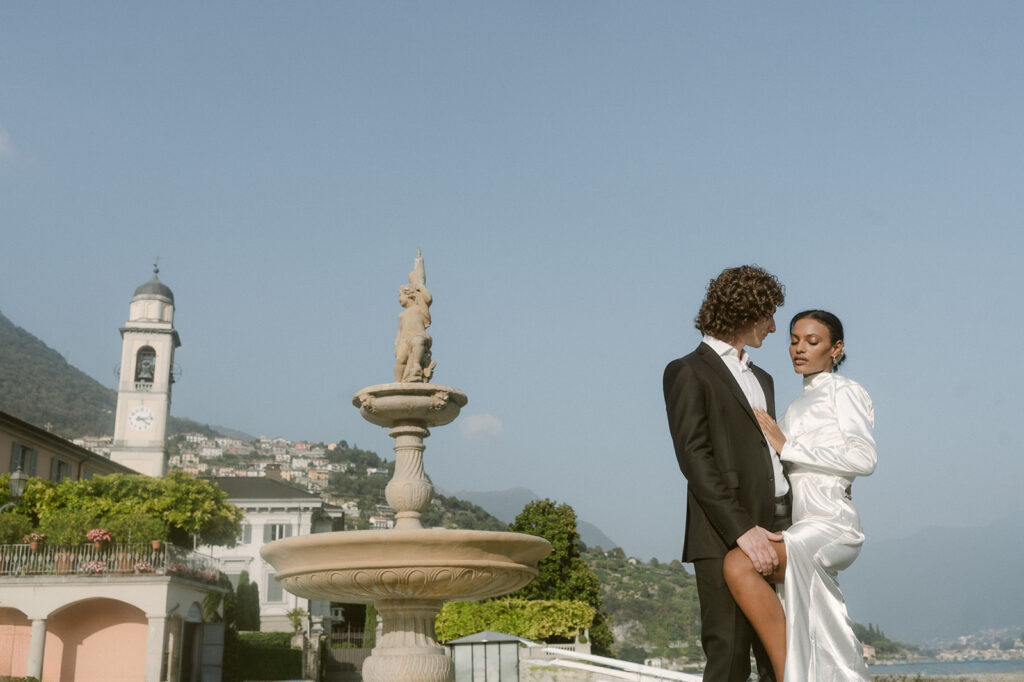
[74,433,399,531]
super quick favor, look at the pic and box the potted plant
[86,528,112,548]
[81,560,108,575]
[22,531,46,551]
[137,517,168,549]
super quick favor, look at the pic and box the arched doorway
[0,608,31,678]
[47,598,147,682]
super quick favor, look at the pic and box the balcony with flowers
[0,539,221,583]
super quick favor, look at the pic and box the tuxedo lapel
[696,343,760,429]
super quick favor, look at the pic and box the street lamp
[0,467,28,513]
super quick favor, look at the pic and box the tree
[507,499,614,655]
[236,571,261,631]
[287,608,307,635]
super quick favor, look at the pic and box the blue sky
[3,3,1024,567]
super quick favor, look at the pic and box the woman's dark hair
[694,265,785,338]
[790,309,846,369]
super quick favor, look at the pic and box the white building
[204,477,343,632]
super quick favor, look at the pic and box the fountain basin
[352,383,468,428]
[261,529,551,603]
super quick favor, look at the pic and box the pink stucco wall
[0,608,31,678]
[45,599,148,682]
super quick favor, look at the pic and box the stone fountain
[262,251,551,682]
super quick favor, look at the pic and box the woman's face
[789,318,843,375]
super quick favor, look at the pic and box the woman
[723,310,877,681]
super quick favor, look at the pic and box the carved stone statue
[394,249,437,383]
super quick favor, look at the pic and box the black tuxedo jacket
[664,342,782,562]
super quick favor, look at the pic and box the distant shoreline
[872,676,1024,682]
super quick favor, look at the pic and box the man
[663,265,790,682]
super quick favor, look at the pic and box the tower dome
[133,266,174,304]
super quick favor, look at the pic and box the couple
[663,265,877,681]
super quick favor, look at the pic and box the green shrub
[0,514,33,544]
[236,632,300,680]
[436,599,595,642]
[38,508,95,545]
[103,514,168,544]
[238,631,293,648]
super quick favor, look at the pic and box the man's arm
[664,359,756,546]
[664,359,782,572]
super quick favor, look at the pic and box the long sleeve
[664,359,755,546]
[780,381,877,478]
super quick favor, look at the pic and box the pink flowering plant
[81,560,108,575]
[86,528,112,543]
[22,532,47,544]
[134,561,153,573]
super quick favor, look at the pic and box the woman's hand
[754,408,787,453]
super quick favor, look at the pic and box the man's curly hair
[694,265,785,338]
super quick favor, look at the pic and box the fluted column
[385,425,433,529]
[26,619,46,681]
[362,599,451,682]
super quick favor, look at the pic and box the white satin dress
[776,372,877,681]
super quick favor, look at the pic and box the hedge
[236,632,301,680]
[436,599,595,643]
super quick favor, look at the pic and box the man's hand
[736,525,784,575]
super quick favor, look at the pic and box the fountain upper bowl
[352,383,468,428]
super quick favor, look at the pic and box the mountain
[0,309,222,439]
[0,310,118,437]
[453,487,619,551]
[841,514,1024,644]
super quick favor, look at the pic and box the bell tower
[110,266,181,477]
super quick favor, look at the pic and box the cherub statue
[394,249,437,383]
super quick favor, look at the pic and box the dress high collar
[803,371,835,391]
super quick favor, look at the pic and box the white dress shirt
[703,334,790,497]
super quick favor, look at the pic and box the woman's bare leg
[723,541,788,680]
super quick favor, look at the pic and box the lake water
[871,659,1024,676]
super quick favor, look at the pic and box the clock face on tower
[128,406,155,431]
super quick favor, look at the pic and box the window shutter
[263,524,272,542]
[243,525,252,544]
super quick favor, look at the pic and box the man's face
[739,313,776,349]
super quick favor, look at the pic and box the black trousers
[693,557,775,682]
[692,513,790,682]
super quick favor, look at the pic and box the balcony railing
[0,543,221,583]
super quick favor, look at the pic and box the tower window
[135,347,156,384]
